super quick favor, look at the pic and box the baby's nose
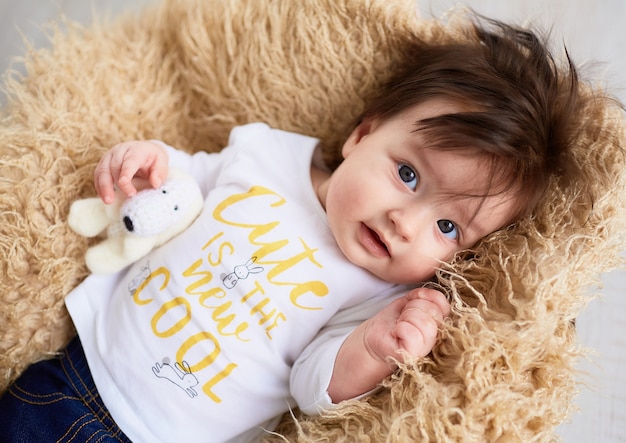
[388,207,422,241]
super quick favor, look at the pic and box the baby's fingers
[393,308,440,358]
[94,141,168,204]
[115,141,169,195]
[405,287,451,319]
[393,289,451,359]
[94,154,117,204]
[108,143,147,197]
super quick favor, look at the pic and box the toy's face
[320,98,518,284]
[120,176,201,237]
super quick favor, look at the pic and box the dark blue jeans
[0,336,131,443]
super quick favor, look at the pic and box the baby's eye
[437,219,458,240]
[397,163,418,191]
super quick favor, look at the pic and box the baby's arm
[328,287,450,403]
[290,287,450,413]
[94,140,169,204]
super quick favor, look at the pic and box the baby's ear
[341,117,375,158]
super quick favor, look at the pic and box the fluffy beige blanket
[1,0,625,441]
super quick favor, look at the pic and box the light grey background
[0,1,624,441]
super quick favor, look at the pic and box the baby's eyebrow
[436,193,488,243]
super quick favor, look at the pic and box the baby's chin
[367,266,438,286]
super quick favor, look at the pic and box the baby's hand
[364,287,450,364]
[94,140,169,204]
[327,287,450,402]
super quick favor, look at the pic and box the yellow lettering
[183,259,214,295]
[260,237,323,276]
[213,186,287,262]
[214,187,286,227]
[289,281,329,310]
[133,267,170,306]
[264,312,286,340]
[240,280,264,303]
[258,238,328,310]
[182,258,228,306]
[201,232,234,266]
[176,332,237,403]
[199,287,227,305]
[202,232,225,250]
[250,298,277,325]
[151,297,191,337]
[212,186,329,310]
[202,363,237,403]
[208,301,250,342]
[177,331,221,373]
[240,282,285,337]
[251,236,288,263]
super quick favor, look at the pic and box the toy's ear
[68,197,114,237]
[85,236,158,274]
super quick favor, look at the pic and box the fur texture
[1,0,625,441]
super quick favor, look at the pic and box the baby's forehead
[417,146,494,191]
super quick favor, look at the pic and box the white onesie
[66,123,406,442]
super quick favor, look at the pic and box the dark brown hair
[359,17,582,222]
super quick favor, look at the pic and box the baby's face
[323,99,517,284]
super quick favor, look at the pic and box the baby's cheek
[394,258,439,285]
[329,183,366,221]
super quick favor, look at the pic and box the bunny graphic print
[66,124,402,443]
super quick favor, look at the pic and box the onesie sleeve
[153,123,276,198]
[290,285,409,415]
[151,140,231,199]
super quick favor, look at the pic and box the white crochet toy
[68,168,204,274]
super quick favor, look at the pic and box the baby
[0,17,582,443]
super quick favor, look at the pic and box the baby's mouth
[360,223,390,257]
[371,228,388,251]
